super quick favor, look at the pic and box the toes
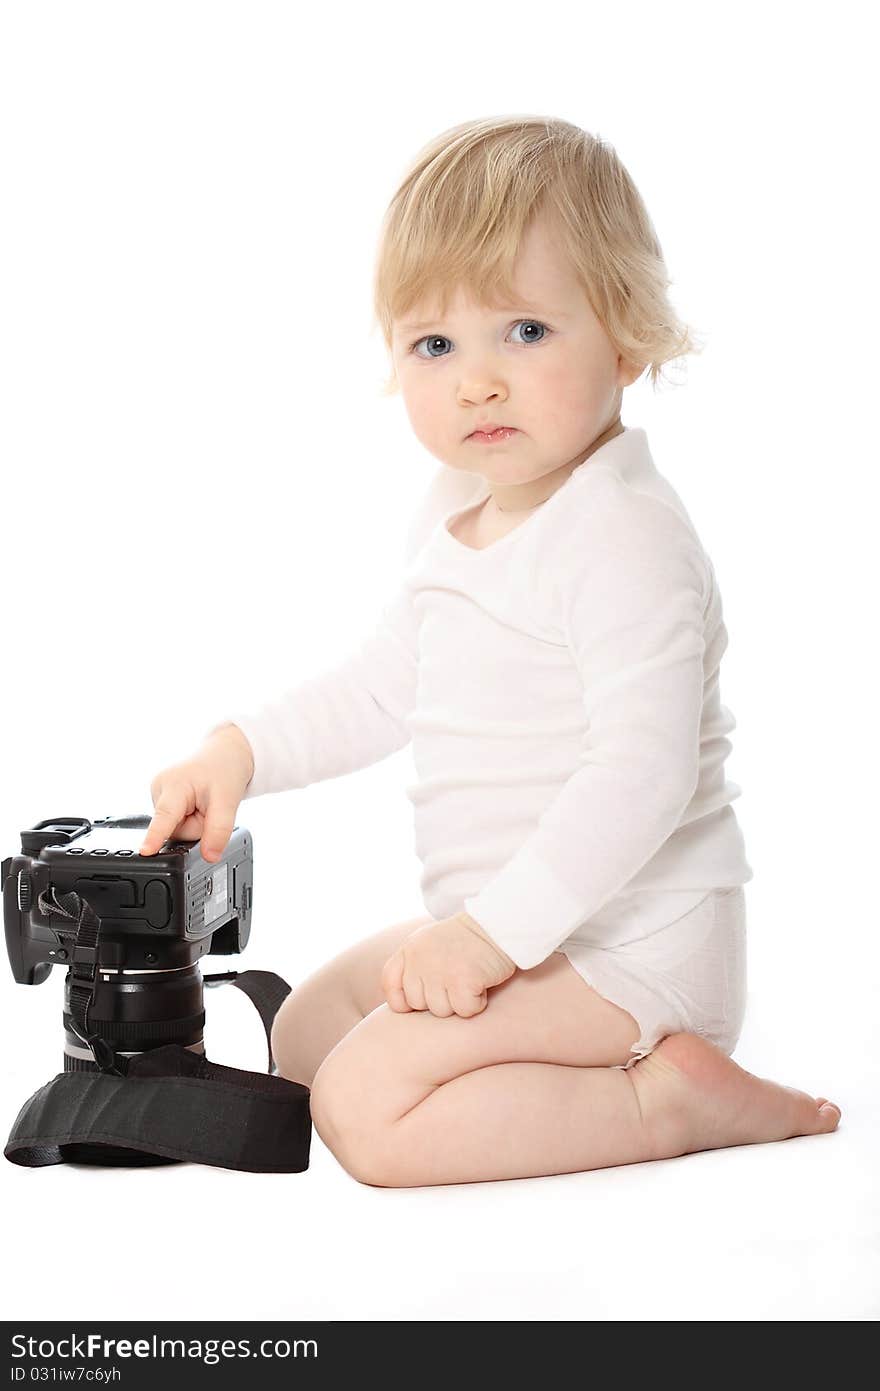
[816,1097,841,1132]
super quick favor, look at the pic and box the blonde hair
[372,114,704,395]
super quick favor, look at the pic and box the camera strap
[38,884,128,1074]
[4,888,311,1173]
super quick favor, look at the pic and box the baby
[139,115,840,1187]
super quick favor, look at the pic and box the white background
[1,0,877,1324]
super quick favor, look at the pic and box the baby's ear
[621,359,646,388]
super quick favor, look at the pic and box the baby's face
[390,211,641,484]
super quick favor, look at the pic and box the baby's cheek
[548,350,614,418]
[399,381,440,441]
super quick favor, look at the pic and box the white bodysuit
[208,426,752,1051]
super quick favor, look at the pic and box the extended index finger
[139,803,184,856]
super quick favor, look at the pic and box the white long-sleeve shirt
[208,427,753,969]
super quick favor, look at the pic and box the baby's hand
[380,912,517,1019]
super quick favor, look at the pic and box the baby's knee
[270,995,308,1083]
[309,1053,379,1182]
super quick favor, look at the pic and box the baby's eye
[510,320,547,346]
[409,319,549,359]
[411,333,453,359]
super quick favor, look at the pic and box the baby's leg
[270,913,434,1086]
[307,959,841,1187]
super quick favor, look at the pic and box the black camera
[3,814,253,1073]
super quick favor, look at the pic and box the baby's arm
[205,580,418,799]
[206,467,472,800]
[463,485,710,969]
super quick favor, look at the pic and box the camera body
[3,815,254,1070]
[3,815,252,984]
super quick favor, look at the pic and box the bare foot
[629,1032,842,1160]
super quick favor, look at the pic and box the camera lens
[63,962,206,1072]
